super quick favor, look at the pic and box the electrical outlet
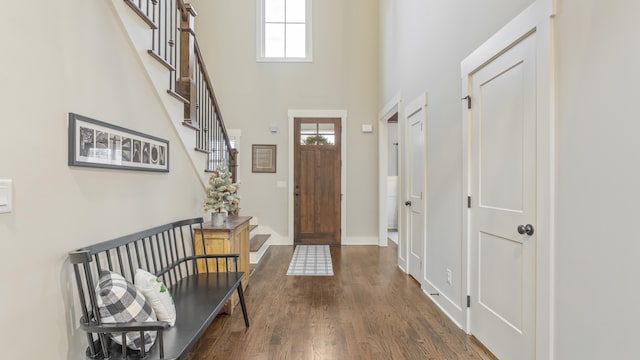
[446,269,452,284]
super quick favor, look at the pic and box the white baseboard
[422,279,465,330]
[248,225,290,264]
[343,236,378,245]
[422,289,464,330]
[252,225,289,245]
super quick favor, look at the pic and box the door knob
[404,201,412,206]
[517,224,534,236]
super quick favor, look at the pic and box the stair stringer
[108,0,209,187]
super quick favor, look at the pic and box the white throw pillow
[134,269,176,326]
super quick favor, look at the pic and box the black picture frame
[68,113,169,172]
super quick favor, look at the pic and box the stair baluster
[122,0,238,182]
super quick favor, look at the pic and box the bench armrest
[80,315,170,333]
[191,253,240,260]
[157,254,241,276]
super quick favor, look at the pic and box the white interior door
[469,32,537,359]
[406,95,426,282]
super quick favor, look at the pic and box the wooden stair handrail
[177,2,236,180]
[193,39,233,153]
[121,0,238,181]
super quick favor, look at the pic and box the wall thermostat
[0,179,13,214]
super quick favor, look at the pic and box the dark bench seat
[69,218,249,359]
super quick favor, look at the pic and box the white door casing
[405,94,427,283]
[378,94,402,250]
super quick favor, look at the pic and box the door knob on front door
[404,201,412,206]
[517,224,534,236]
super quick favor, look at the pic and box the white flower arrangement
[203,167,240,214]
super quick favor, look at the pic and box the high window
[257,0,312,62]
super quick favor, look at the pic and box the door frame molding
[288,109,347,245]
[404,92,428,286]
[460,1,555,359]
[377,93,402,249]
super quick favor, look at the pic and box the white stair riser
[250,238,271,264]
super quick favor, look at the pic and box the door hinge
[467,196,471,208]
[467,295,471,308]
[462,95,472,109]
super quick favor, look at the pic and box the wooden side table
[194,215,252,314]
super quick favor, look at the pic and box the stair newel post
[177,2,197,126]
[230,148,239,184]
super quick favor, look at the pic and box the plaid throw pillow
[96,270,157,352]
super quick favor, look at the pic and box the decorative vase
[211,212,225,226]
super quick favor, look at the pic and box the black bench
[69,217,249,359]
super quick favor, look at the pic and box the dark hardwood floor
[185,244,496,360]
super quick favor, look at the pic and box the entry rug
[286,245,334,276]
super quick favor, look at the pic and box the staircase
[112,0,237,181]
[112,0,273,269]
[249,223,271,269]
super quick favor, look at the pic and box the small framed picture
[68,113,169,172]
[252,144,276,173]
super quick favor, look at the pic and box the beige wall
[190,0,379,243]
[0,0,204,358]
[555,0,640,358]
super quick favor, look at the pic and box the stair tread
[250,225,258,232]
[123,0,157,29]
[250,234,271,252]
[167,89,190,104]
[147,50,176,71]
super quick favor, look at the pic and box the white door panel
[479,232,523,330]
[470,32,536,360]
[479,61,526,213]
[406,96,427,283]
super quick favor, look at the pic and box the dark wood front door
[294,117,341,245]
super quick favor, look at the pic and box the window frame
[256,0,313,63]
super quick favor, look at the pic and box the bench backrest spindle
[165,231,179,282]
[183,224,196,275]
[197,224,210,273]
[125,243,135,280]
[145,236,151,274]
[116,247,126,278]
[105,250,113,271]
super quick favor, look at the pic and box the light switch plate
[277,181,287,188]
[361,124,373,133]
[0,179,13,214]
